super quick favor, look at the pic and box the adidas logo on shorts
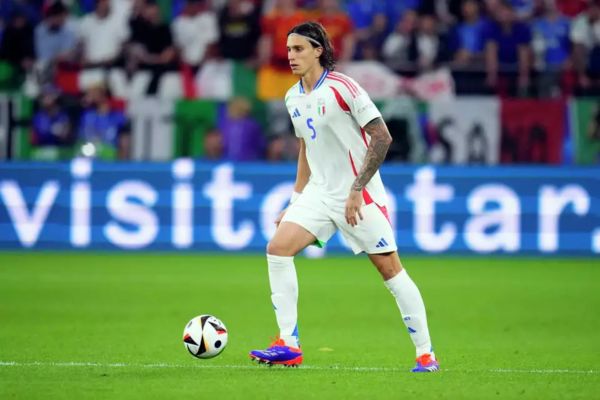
[292,108,301,118]
[375,237,389,248]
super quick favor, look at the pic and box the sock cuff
[383,268,408,289]
[267,253,294,266]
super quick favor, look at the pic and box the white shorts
[281,185,397,255]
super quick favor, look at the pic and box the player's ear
[314,46,323,60]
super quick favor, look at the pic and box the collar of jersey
[299,69,329,94]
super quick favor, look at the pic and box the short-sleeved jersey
[285,70,387,206]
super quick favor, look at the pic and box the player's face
[287,35,322,76]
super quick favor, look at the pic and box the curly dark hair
[287,21,336,71]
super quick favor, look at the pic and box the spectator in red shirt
[258,0,307,70]
[257,0,307,99]
[315,0,355,62]
[556,0,588,18]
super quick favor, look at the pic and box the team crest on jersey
[317,98,326,116]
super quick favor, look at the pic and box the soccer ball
[183,315,228,359]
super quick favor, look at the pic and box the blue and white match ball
[183,315,228,359]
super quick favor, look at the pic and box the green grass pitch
[1,253,599,399]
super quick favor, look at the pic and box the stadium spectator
[449,0,488,67]
[383,11,448,74]
[34,1,77,74]
[265,134,299,161]
[484,0,532,96]
[345,0,389,62]
[31,85,73,146]
[203,128,223,160]
[78,85,131,159]
[556,0,587,18]
[218,97,265,161]
[0,10,34,72]
[256,0,306,99]
[483,0,502,17]
[345,0,384,36]
[383,0,421,32]
[128,0,177,70]
[509,0,534,21]
[217,0,261,62]
[0,0,42,26]
[446,0,490,93]
[128,0,146,40]
[77,0,99,14]
[382,10,418,72]
[531,0,571,97]
[418,0,459,26]
[314,0,354,63]
[111,0,137,26]
[258,0,306,69]
[172,0,218,70]
[570,0,600,92]
[78,0,130,67]
[353,12,387,61]
[412,13,449,72]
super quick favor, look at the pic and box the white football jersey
[285,70,387,206]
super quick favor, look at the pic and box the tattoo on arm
[351,117,392,192]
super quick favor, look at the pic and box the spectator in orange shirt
[258,0,307,70]
[315,0,355,62]
[257,0,307,99]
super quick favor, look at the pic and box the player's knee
[369,251,403,280]
[266,240,295,257]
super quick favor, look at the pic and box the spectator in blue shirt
[31,85,73,146]
[384,0,420,33]
[78,85,131,159]
[531,0,570,96]
[35,2,77,64]
[353,12,388,61]
[531,3,570,69]
[346,0,385,50]
[510,0,534,21]
[345,0,384,30]
[450,0,489,67]
[484,0,532,95]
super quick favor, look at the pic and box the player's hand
[345,190,363,227]
[275,208,287,227]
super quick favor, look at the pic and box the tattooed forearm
[351,117,392,192]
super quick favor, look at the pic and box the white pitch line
[0,361,598,375]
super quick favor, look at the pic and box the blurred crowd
[1,0,599,161]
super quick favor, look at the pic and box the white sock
[267,254,299,348]
[384,269,433,358]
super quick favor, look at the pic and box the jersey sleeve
[333,73,382,128]
[351,86,381,128]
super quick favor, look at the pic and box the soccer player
[249,21,439,373]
